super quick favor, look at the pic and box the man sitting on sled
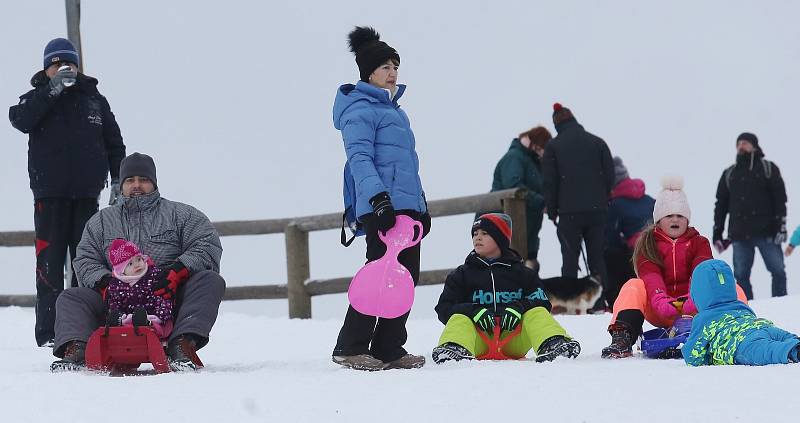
[51,152,225,372]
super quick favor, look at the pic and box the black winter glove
[93,274,112,293]
[500,304,524,331]
[108,178,121,206]
[369,192,396,234]
[420,212,431,238]
[471,307,495,333]
[48,65,77,97]
[774,216,788,245]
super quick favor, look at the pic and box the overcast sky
[2,1,798,300]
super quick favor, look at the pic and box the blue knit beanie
[43,38,79,69]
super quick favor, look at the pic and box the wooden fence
[0,188,527,317]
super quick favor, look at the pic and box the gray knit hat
[119,152,157,188]
[613,156,629,186]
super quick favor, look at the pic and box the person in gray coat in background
[50,152,225,372]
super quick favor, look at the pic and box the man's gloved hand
[369,192,396,234]
[471,307,495,333]
[714,239,731,254]
[420,212,431,238]
[774,216,788,245]
[500,305,523,331]
[48,65,77,97]
[93,274,112,294]
[108,179,121,206]
[152,261,190,300]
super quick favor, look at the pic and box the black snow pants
[34,198,98,346]
[556,211,609,307]
[333,212,421,363]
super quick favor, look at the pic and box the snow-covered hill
[2,289,798,423]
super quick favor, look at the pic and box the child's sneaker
[432,342,474,364]
[535,336,581,362]
[601,322,636,359]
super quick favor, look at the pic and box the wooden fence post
[64,0,84,72]
[285,223,311,318]
[502,195,528,260]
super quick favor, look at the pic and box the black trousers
[33,198,98,346]
[556,212,609,306]
[333,211,421,362]
[604,246,636,306]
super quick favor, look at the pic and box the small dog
[540,275,603,315]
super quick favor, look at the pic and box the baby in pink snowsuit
[106,239,173,338]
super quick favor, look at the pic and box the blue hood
[690,259,751,313]
[333,81,406,130]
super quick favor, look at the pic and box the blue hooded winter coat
[682,259,797,365]
[333,81,426,220]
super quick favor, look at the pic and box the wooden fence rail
[0,188,527,317]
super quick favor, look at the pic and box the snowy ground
[1,285,798,423]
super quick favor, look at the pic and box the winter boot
[789,343,800,363]
[384,353,426,370]
[50,340,87,372]
[535,336,581,362]
[432,342,474,364]
[601,322,636,359]
[332,354,388,371]
[167,335,202,371]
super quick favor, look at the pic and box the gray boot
[332,354,387,371]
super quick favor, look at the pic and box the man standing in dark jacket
[542,103,614,307]
[713,132,787,299]
[8,38,125,346]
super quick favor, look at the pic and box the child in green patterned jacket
[683,259,800,366]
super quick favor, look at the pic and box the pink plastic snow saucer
[348,215,423,318]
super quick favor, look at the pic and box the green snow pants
[437,307,569,359]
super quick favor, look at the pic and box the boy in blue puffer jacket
[682,259,800,366]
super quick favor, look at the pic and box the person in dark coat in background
[604,156,655,305]
[542,103,614,308]
[713,132,787,299]
[490,126,551,271]
[8,38,126,347]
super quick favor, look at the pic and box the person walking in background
[713,132,787,299]
[542,103,614,308]
[604,156,655,306]
[8,37,125,347]
[490,126,551,271]
[331,27,431,371]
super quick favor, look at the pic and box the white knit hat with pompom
[653,175,691,223]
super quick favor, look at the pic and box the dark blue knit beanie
[43,38,79,69]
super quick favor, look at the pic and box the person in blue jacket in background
[783,225,800,257]
[682,259,800,366]
[331,27,431,371]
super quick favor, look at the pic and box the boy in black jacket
[432,213,581,363]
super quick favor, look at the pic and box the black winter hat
[736,132,759,150]
[120,152,157,188]
[552,102,575,126]
[348,26,400,83]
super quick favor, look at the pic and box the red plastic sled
[476,317,523,360]
[85,326,202,374]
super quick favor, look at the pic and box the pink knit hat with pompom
[108,239,143,277]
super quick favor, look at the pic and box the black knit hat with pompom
[348,26,400,83]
